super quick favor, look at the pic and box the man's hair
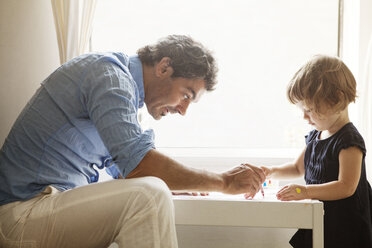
[137,35,218,91]
[287,55,357,114]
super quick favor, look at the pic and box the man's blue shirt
[0,53,155,205]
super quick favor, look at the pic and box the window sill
[157,147,301,172]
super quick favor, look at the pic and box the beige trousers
[0,177,178,248]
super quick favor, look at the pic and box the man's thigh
[0,177,172,248]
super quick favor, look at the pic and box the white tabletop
[173,191,324,248]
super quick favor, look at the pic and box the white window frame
[92,0,342,173]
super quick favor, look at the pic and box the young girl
[262,55,372,248]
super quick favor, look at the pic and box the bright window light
[92,0,339,150]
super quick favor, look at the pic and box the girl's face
[296,101,349,136]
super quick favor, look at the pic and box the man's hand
[221,163,266,198]
[127,149,265,195]
[172,192,209,196]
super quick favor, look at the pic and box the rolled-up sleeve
[81,58,155,178]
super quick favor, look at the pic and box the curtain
[51,0,97,65]
[359,34,372,181]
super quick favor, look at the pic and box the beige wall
[0,0,59,146]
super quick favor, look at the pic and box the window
[92,0,339,152]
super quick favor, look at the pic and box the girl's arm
[305,146,362,200]
[263,148,306,179]
[277,146,363,201]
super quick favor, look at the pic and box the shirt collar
[128,55,145,108]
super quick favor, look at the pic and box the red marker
[260,185,265,197]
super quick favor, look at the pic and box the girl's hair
[137,35,218,91]
[287,55,357,114]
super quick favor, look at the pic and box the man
[0,35,265,248]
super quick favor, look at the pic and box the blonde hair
[287,55,357,114]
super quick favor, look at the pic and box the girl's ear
[339,90,347,102]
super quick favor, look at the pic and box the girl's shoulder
[304,123,366,155]
[334,123,366,156]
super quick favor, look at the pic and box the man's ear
[155,57,173,78]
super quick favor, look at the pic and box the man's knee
[123,176,173,207]
[137,176,172,203]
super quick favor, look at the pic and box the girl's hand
[260,166,273,178]
[276,184,308,201]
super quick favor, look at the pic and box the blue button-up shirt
[0,53,155,205]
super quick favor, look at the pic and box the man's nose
[177,101,191,116]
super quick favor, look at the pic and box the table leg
[312,203,324,248]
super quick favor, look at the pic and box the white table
[173,192,324,248]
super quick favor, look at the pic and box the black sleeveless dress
[290,123,372,248]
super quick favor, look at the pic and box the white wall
[343,0,372,182]
[0,0,59,146]
[359,0,372,183]
[358,0,372,81]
